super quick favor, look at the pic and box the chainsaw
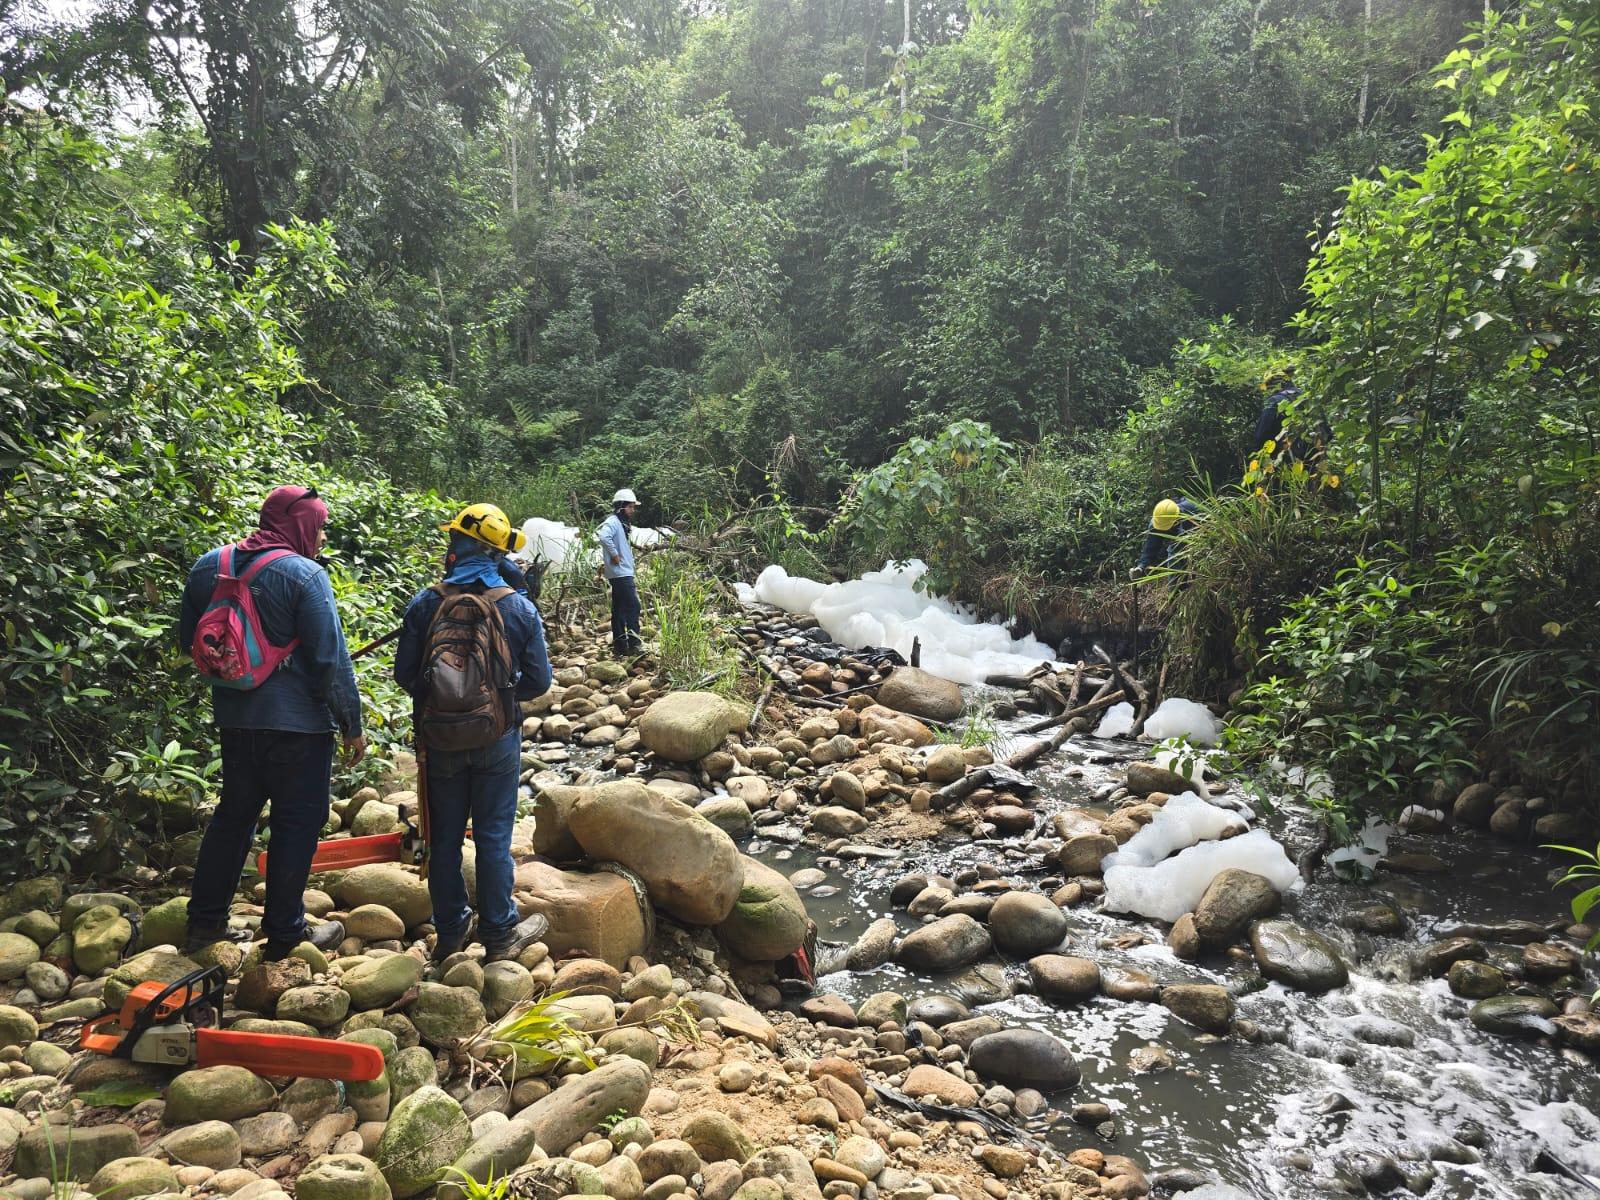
[80,965,384,1081]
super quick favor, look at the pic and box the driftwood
[1020,675,1123,734]
[933,717,1085,808]
[748,677,776,731]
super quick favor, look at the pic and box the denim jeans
[189,728,334,946]
[609,575,642,651]
[425,728,520,942]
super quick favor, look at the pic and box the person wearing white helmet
[597,488,643,655]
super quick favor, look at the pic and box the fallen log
[1020,676,1123,734]
[932,717,1086,808]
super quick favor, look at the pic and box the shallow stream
[735,716,1600,1199]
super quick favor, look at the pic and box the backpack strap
[236,546,299,585]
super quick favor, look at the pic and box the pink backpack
[191,544,301,689]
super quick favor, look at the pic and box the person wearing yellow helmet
[394,502,552,963]
[1135,497,1200,575]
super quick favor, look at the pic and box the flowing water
[731,719,1600,1200]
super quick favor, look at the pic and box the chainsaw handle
[80,1014,128,1055]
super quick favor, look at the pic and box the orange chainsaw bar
[257,828,473,875]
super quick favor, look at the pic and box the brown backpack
[417,584,516,751]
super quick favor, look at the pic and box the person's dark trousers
[425,728,521,945]
[609,575,642,653]
[188,728,335,946]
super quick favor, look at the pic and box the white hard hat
[612,488,638,505]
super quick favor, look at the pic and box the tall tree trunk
[1357,0,1372,129]
[900,0,911,170]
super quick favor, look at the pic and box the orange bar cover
[196,1028,385,1081]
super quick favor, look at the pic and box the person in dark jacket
[1253,369,1301,452]
[179,485,362,961]
[395,503,553,962]
[1135,497,1201,574]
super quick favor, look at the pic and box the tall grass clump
[644,550,742,696]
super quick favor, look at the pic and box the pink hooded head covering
[237,485,329,559]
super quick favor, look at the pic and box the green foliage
[1545,841,1600,954]
[443,1166,511,1200]
[0,120,447,878]
[847,420,1014,595]
[645,550,741,696]
[480,991,597,1072]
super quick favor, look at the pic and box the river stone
[969,1029,1081,1091]
[236,958,313,1015]
[742,1146,824,1200]
[567,781,742,925]
[845,918,898,971]
[1249,919,1349,993]
[811,806,868,836]
[532,783,586,861]
[1554,1013,1600,1052]
[0,930,41,983]
[924,745,967,784]
[1451,783,1497,828]
[1027,955,1101,1002]
[0,1004,38,1048]
[513,861,649,968]
[72,904,133,974]
[389,1046,439,1104]
[598,1026,660,1069]
[680,1111,754,1163]
[341,953,424,1010]
[1161,984,1234,1034]
[1,875,64,919]
[1057,833,1118,877]
[1446,960,1506,998]
[637,691,748,762]
[1469,995,1559,1038]
[699,796,754,835]
[277,984,351,1029]
[345,905,406,942]
[638,1138,702,1183]
[986,892,1068,954]
[140,896,189,950]
[1125,762,1194,797]
[1420,937,1485,976]
[25,1039,72,1074]
[876,667,963,723]
[834,1136,886,1182]
[829,771,868,810]
[513,1057,652,1152]
[235,1111,298,1156]
[14,1123,139,1180]
[297,1154,393,1200]
[1193,870,1281,946]
[717,855,809,963]
[1522,942,1580,979]
[907,994,969,1026]
[166,1065,276,1124]
[857,705,935,746]
[896,914,992,973]
[159,1121,242,1169]
[409,982,487,1044]
[482,961,535,1020]
[374,1086,472,1198]
[902,1064,979,1106]
[61,890,140,928]
[435,1120,537,1200]
[25,959,70,1001]
[333,866,432,929]
[88,1156,180,1200]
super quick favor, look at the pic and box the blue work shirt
[393,584,553,705]
[178,547,363,737]
[597,514,635,580]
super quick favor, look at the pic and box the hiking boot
[432,914,478,963]
[483,913,550,963]
[182,923,252,955]
[261,918,345,963]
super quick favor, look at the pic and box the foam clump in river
[516,516,668,572]
[1143,697,1221,746]
[1101,790,1299,922]
[1094,701,1136,738]
[740,561,1055,686]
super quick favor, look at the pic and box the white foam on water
[514,517,670,573]
[1104,791,1247,869]
[747,560,1055,686]
[1103,828,1300,922]
[1327,815,1392,874]
[1143,697,1222,746]
[1094,701,1136,738]
[1176,1187,1254,1200]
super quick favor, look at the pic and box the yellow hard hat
[1263,366,1293,389]
[1151,498,1183,532]
[440,503,527,554]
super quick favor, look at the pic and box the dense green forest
[1,0,1595,871]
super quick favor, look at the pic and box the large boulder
[408,982,487,1045]
[968,1029,1080,1092]
[532,784,586,861]
[140,896,189,950]
[717,856,810,963]
[514,861,650,969]
[1249,919,1349,994]
[638,692,748,762]
[567,782,742,925]
[88,1156,179,1200]
[165,1065,276,1124]
[333,866,432,929]
[436,1120,538,1200]
[513,1057,653,1153]
[1193,869,1281,947]
[72,904,133,974]
[895,914,992,974]
[986,892,1068,955]
[876,667,963,723]
[373,1086,473,1199]
[741,1147,823,1200]
[13,1124,137,1180]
